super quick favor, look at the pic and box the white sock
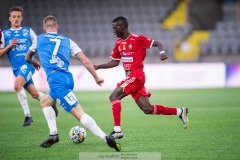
[42,107,57,135]
[17,89,31,117]
[80,113,107,142]
[177,108,182,116]
[37,91,45,101]
[114,126,122,132]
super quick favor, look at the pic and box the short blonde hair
[43,15,58,28]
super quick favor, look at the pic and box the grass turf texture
[0,88,239,160]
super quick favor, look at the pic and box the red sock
[152,105,177,115]
[111,99,121,126]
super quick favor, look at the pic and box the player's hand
[95,77,104,86]
[9,38,18,48]
[32,60,41,70]
[160,51,168,61]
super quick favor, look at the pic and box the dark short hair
[112,16,128,28]
[9,6,23,16]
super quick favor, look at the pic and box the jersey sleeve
[110,41,121,60]
[29,28,37,52]
[70,39,82,57]
[138,35,154,49]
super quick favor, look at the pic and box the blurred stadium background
[1,0,240,64]
[0,0,240,91]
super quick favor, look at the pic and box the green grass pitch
[0,88,240,160]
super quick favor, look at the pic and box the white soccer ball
[69,126,87,144]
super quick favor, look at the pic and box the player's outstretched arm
[75,51,104,86]
[152,40,168,61]
[94,59,120,70]
[25,50,41,70]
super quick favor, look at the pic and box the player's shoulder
[131,34,147,40]
[130,33,150,41]
[115,38,123,44]
[38,33,45,37]
[116,37,122,42]
[2,28,11,33]
[131,33,140,38]
[2,29,12,37]
[55,33,69,40]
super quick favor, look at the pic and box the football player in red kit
[94,16,188,139]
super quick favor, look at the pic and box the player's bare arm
[94,59,120,70]
[25,50,41,70]
[0,38,18,56]
[152,40,168,61]
[75,51,104,86]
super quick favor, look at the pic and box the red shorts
[117,74,151,101]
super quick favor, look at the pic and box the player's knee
[40,99,46,108]
[14,84,23,92]
[30,92,39,99]
[109,94,116,101]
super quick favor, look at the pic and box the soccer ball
[69,126,87,144]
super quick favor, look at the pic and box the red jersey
[110,34,154,78]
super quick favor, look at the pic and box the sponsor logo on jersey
[123,63,131,70]
[121,56,133,62]
[16,44,27,51]
[18,39,27,43]
[120,76,136,87]
[123,44,126,50]
[5,31,11,37]
[44,34,64,39]
[122,52,133,56]
[128,44,132,49]
[20,65,28,74]
[22,29,29,37]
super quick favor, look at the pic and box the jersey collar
[10,27,22,30]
